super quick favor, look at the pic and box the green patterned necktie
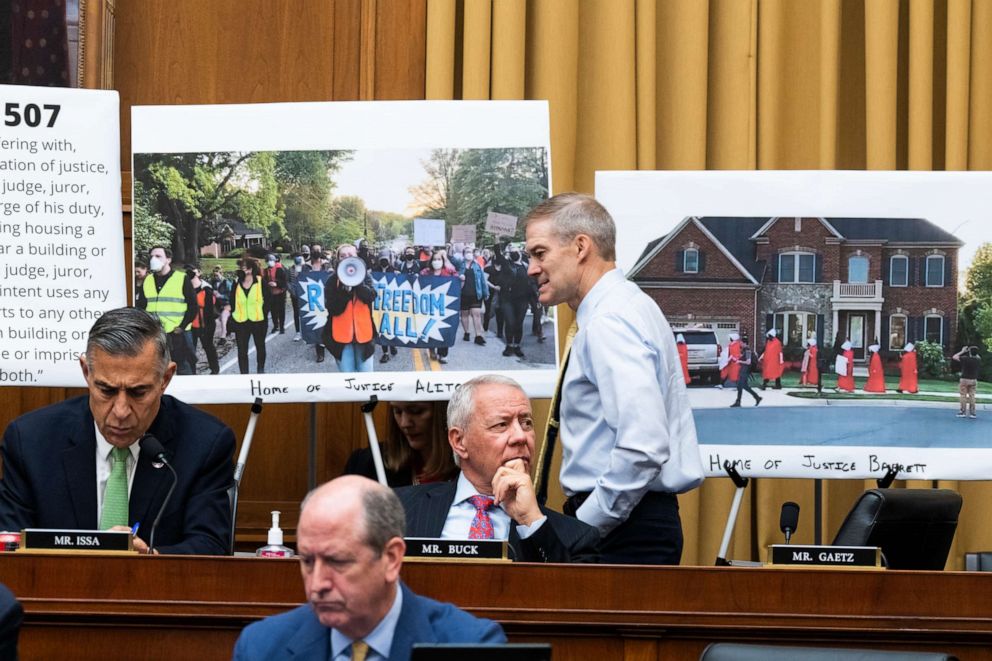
[100,447,130,529]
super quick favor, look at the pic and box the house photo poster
[597,170,992,481]
[132,101,556,404]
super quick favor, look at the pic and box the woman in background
[343,401,457,487]
[231,258,267,374]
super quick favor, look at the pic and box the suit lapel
[128,399,175,527]
[62,404,98,528]
[389,584,432,658]
[422,482,457,537]
[285,608,331,659]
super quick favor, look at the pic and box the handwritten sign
[371,272,460,348]
[485,211,517,237]
[414,218,446,247]
[450,224,477,244]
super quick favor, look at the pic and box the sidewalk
[686,383,990,411]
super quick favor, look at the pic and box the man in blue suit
[0,307,234,555]
[0,583,22,660]
[234,475,505,660]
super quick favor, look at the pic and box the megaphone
[337,256,367,287]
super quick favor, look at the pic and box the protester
[897,342,919,394]
[760,328,784,390]
[459,247,489,346]
[836,340,855,392]
[420,250,458,364]
[864,343,886,393]
[730,335,762,407]
[322,244,378,373]
[676,333,691,385]
[799,337,818,387]
[188,268,220,374]
[232,258,267,374]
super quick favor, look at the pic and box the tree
[132,180,174,255]
[275,150,353,249]
[134,151,284,266]
[965,243,992,301]
[959,243,992,353]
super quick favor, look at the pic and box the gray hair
[447,374,525,431]
[86,307,169,373]
[524,192,617,261]
[299,478,406,556]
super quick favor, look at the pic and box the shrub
[914,340,947,378]
[224,248,245,259]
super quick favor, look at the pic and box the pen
[130,522,140,536]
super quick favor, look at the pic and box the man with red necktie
[396,375,600,563]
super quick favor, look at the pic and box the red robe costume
[864,350,886,392]
[800,345,819,385]
[677,342,691,384]
[899,350,919,393]
[721,339,741,384]
[837,348,855,392]
[761,337,784,380]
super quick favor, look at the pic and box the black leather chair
[701,643,957,661]
[831,488,962,570]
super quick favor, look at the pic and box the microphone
[139,434,178,553]
[779,501,800,544]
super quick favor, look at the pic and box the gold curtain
[424,0,992,568]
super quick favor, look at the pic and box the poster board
[0,84,125,388]
[132,101,555,403]
[597,170,992,480]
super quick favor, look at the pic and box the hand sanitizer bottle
[256,510,293,557]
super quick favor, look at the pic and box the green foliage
[410,147,549,243]
[965,243,992,301]
[132,180,174,254]
[223,247,245,259]
[275,150,353,248]
[914,340,947,378]
[974,303,992,353]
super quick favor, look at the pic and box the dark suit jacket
[0,583,21,661]
[0,395,235,555]
[395,480,600,563]
[232,583,506,661]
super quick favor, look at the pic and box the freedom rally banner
[372,273,461,348]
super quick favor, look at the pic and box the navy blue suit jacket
[0,394,234,555]
[0,583,21,661]
[232,583,506,661]
[395,480,600,563]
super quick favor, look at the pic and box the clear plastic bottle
[256,510,293,557]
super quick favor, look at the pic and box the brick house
[629,216,962,364]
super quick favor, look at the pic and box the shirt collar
[453,472,507,513]
[331,585,403,660]
[576,267,625,329]
[93,423,141,463]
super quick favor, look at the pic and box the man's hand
[108,525,157,555]
[491,459,543,527]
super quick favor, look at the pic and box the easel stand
[229,397,264,555]
[361,396,387,485]
[715,460,749,566]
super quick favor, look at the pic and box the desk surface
[2,553,991,660]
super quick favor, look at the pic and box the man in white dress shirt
[525,192,704,565]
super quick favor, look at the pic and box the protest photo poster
[597,170,992,481]
[132,101,556,403]
[0,85,125,388]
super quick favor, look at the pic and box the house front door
[848,313,866,361]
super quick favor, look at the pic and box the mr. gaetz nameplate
[769,544,880,568]
[19,529,134,553]
[404,537,507,561]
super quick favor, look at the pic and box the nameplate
[769,544,880,568]
[19,529,134,553]
[404,537,507,561]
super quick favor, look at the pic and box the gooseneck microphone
[779,501,800,544]
[139,434,178,553]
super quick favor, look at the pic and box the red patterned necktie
[467,495,495,539]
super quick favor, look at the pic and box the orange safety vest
[192,288,215,329]
[331,296,374,344]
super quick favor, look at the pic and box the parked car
[676,329,722,384]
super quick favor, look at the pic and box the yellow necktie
[535,320,578,504]
[350,640,369,661]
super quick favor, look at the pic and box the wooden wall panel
[0,0,428,546]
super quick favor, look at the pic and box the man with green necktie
[0,307,235,555]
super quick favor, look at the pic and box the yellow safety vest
[143,270,188,333]
[233,281,265,323]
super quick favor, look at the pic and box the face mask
[295,256,304,265]
[509,251,520,261]
[432,259,443,269]
[379,259,389,268]
[404,254,415,261]
[267,260,275,267]
[464,254,473,262]
[149,256,164,272]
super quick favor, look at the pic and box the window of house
[773,312,817,347]
[684,248,699,274]
[778,252,815,283]
[889,255,908,287]
[848,255,869,284]
[889,315,907,351]
[925,315,943,346]
[926,255,945,287]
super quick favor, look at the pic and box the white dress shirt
[440,473,544,540]
[560,268,704,536]
[330,583,402,661]
[94,424,141,524]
